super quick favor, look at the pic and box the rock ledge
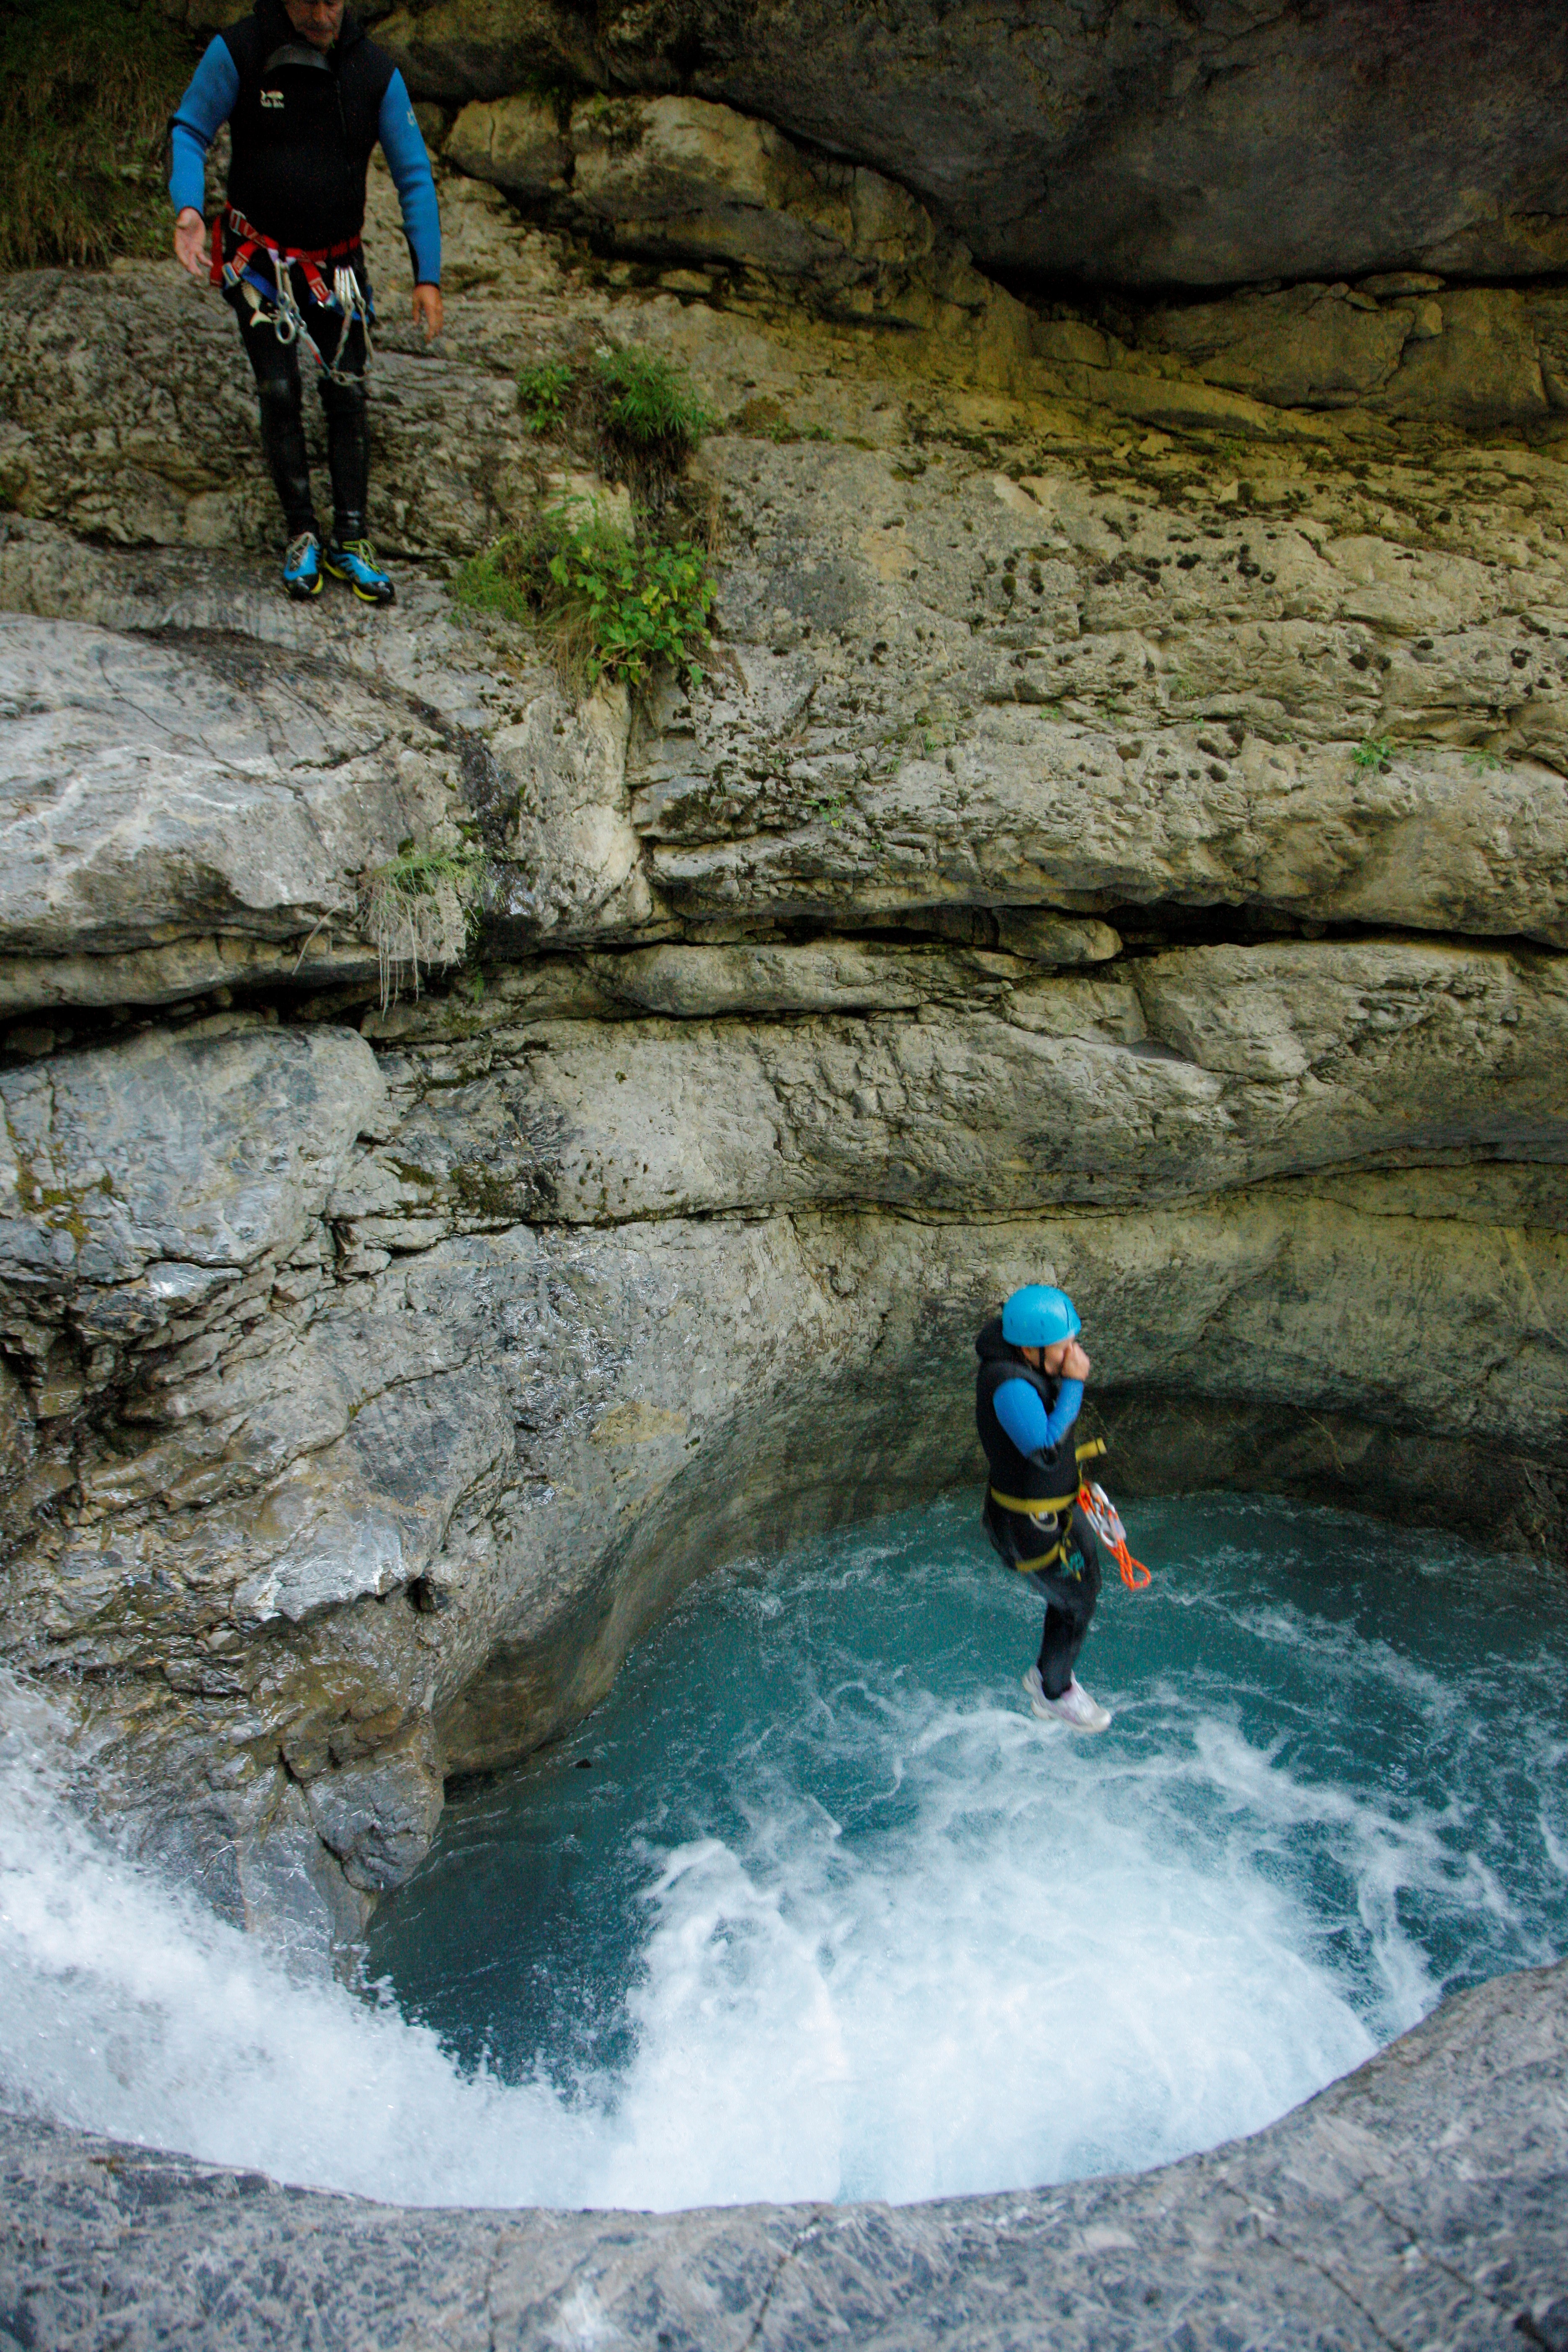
[2,1955,1564,2349]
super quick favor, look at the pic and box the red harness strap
[210,204,363,308]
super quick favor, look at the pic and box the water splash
[2,1495,1564,2212]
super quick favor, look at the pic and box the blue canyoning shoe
[283,530,322,601]
[324,536,396,605]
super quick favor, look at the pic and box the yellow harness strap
[1013,1536,1070,1572]
[989,1487,1076,1517]
[989,1440,1106,1518]
[990,1438,1107,1572]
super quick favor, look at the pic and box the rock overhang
[364,0,1568,292]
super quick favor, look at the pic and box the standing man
[975,1285,1112,1731]
[169,0,443,604]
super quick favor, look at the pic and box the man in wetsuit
[975,1284,1111,1731]
[169,0,442,604]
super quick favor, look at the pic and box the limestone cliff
[0,43,1565,1945]
[173,0,1568,289]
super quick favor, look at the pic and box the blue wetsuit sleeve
[993,1377,1084,1460]
[379,70,442,283]
[169,37,239,215]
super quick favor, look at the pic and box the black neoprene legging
[1029,1507,1102,1697]
[228,286,369,544]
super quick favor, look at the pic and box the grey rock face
[1,22,1565,2323]
[2,1953,1564,2349]
[366,0,1568,291]
[341,941,1568,1226]
[1,139,1567,1937]
[0,617,472,1008]
[642,444,1568,944]
[0,1020,382,1285]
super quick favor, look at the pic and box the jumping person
[975,1285,1113,1731]
[169,0,443,604]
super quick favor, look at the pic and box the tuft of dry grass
[0,0,199,271]
[356,846,484,1010]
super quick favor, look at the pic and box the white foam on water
[3,1503,1563,2215]
[0,1707,592,2206]
[1,1676,1386,2212]
[589,1697,1381,2209]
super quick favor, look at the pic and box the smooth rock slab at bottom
[0,1957,1562,2350]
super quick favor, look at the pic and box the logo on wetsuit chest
[260,88,284,108]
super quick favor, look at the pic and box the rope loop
[1076,1481,1152,1591]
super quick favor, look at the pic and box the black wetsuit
[223,1,391,541]
[170,0,435,546]
[975,1315,1102,1699]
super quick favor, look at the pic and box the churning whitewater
[3,1496,1565,2213]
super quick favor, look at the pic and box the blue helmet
[1001,1284,1080,1349]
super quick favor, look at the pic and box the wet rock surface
[2,1954,1564,2349]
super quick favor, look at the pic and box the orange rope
[1078,1484,1152,1590]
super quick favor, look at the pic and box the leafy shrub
[592,346,716,459]
[517,360,575,433]
[454,504,715,691]
[0,0,196,269]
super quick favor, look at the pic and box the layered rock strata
[0,128,1565,1940]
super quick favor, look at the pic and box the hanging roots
[356,848,480,1010]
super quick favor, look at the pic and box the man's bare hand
[174,208,207,278]
[1063,1340,1091,1381]
[412,284,444,340]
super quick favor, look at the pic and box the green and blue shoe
[324,536,396,605]
[283,530,322,601]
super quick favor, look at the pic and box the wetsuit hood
[975,1314,1015,1365]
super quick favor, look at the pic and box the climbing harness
[991,1438,1107,1571]
[211,204,374,385]
[1076,1481,1152,1591]
[988,1445,1150,1590]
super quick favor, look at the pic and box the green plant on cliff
[1352,733,1395,774]
[517,360,576,433]
[593,346,716,456]
[454,503,715,692]
[0,0,196,269]
[591,345,717,514]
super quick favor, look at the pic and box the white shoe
[1021,1666,1053,1719]
[1023,1669,1111,1732]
